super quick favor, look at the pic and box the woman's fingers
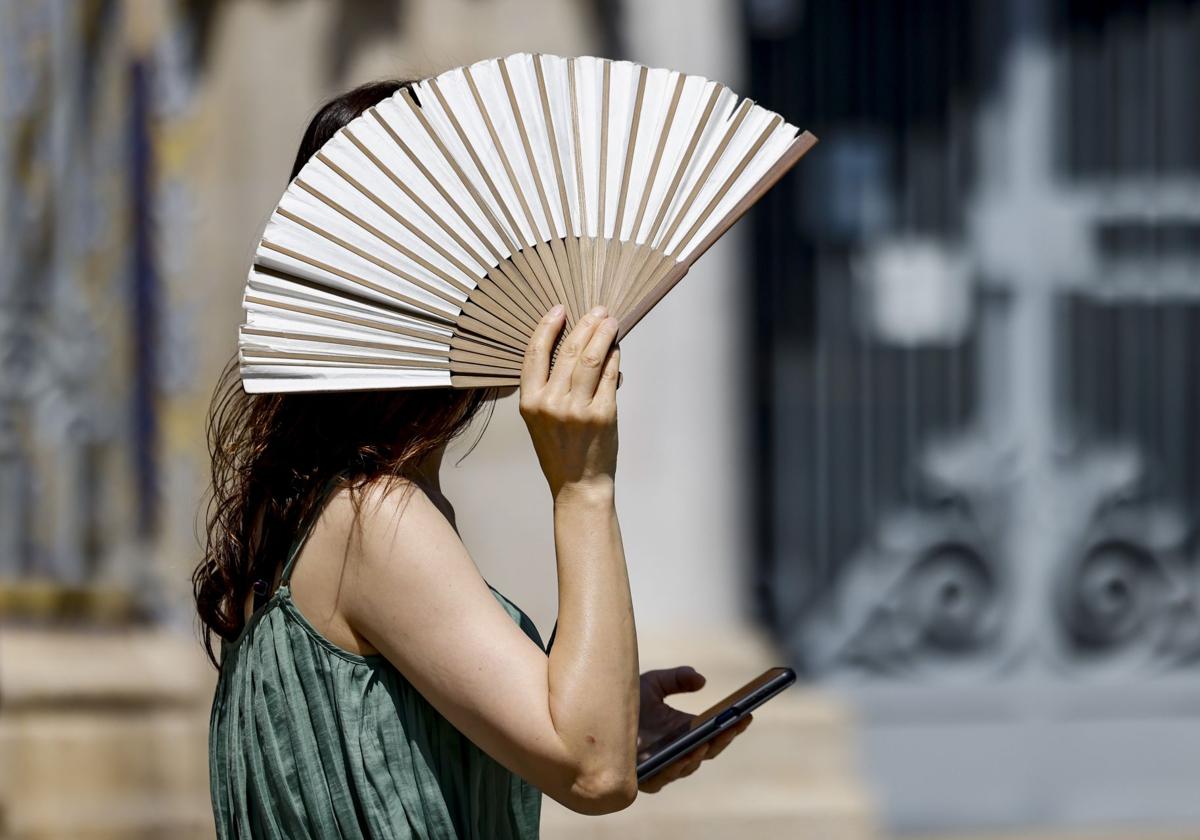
[592,346,621,412]
[639,714,751,793]
[643,760,687,792]
[645,666,706,699]
[547,306,607,393]
[676,744,709,777]
[705,729,738,758]
[524,304,621,403]
[569,316,619,398]
[520,305,566,393]
[639,744,708,793]
[705,714,752,760]
[640,775,669,794]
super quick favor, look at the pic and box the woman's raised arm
[341,305,639,815]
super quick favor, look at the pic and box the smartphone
[635,666,797,783]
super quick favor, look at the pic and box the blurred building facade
[6,0,1197,838]
[747,0,1200,835]
[0,0,874,838]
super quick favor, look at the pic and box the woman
[196,80,752,839]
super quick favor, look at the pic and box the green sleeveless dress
[208,475,544,839]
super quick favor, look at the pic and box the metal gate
[747,0,1200,832]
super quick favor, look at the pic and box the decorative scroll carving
[800,501,1004,677]
[1055,505,1200,669]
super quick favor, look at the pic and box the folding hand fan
[239,52,816,392]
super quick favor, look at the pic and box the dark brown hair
[194,80,496,665]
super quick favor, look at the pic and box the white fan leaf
[239,52,815,392]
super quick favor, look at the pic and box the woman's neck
[413,446,444,494]
[412,446,457,531]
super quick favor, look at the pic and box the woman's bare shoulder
[289,475,456,656]
[332,477,456,554]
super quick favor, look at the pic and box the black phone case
[635,666,797,783]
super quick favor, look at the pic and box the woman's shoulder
[304,475,452,569]
[292,473,490,647]
[286,475,451,660]
[336,476,462,566]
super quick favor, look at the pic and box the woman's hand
[636,666,754,794]
[520,304,621,501]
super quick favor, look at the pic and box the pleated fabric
[208,494,544,839]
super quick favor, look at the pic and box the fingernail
[603,316,618,329]
[549,304,564,318]
[589,305,607,317]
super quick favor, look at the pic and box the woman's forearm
[515,304,635,811]
[545,479,639,810]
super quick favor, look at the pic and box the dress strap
[279,471,348,586]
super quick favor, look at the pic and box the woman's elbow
[561,767,639,815]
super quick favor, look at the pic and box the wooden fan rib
[594,60,612,310]
[275,205,467,315]
[656,98,753,259]
[455,313,528,353]
[615,118,800,322]
[641,82,726,249]
[606,74,684,306]
[567,58,591,310]
[306,154,475,298]
[628,72,685,243]
[368,104,548,323]
[397,87,556,315]
[462,332,526,357]
[566,59,598,313]
[599,64,649,310]
[462,65,571,319]
[609,65,647,238]
[532,55,585,321]
[610,250,674,322]
[498,59,578,324]
[244,290,450,345]
[610,241,660,316]
[450,374,521,389]
[667,114,784,266]
[616,96,753,317]
[247,347,451,369]
[449,359,523,376]
[460,299,529,346]
[275,203,541,345]
[339,130,483,284]
[239,369,454,394]
[258,240,456,327]
[448,332,525,364]
[404,85,523,250]
[537,238,575,321]
[448,348,522,371]
[532,55,576,231]
[470,275,539,331]
[241,325,447,358]
[459,68,546,248]
[677,130,818,274]
[498,60,563,248]
[619,131,818,337]
[425,78,560,314]
[367,105,505,264]
[340,127,541,334]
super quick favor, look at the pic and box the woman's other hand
[520,304,621,501]
[635,666,754,794]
